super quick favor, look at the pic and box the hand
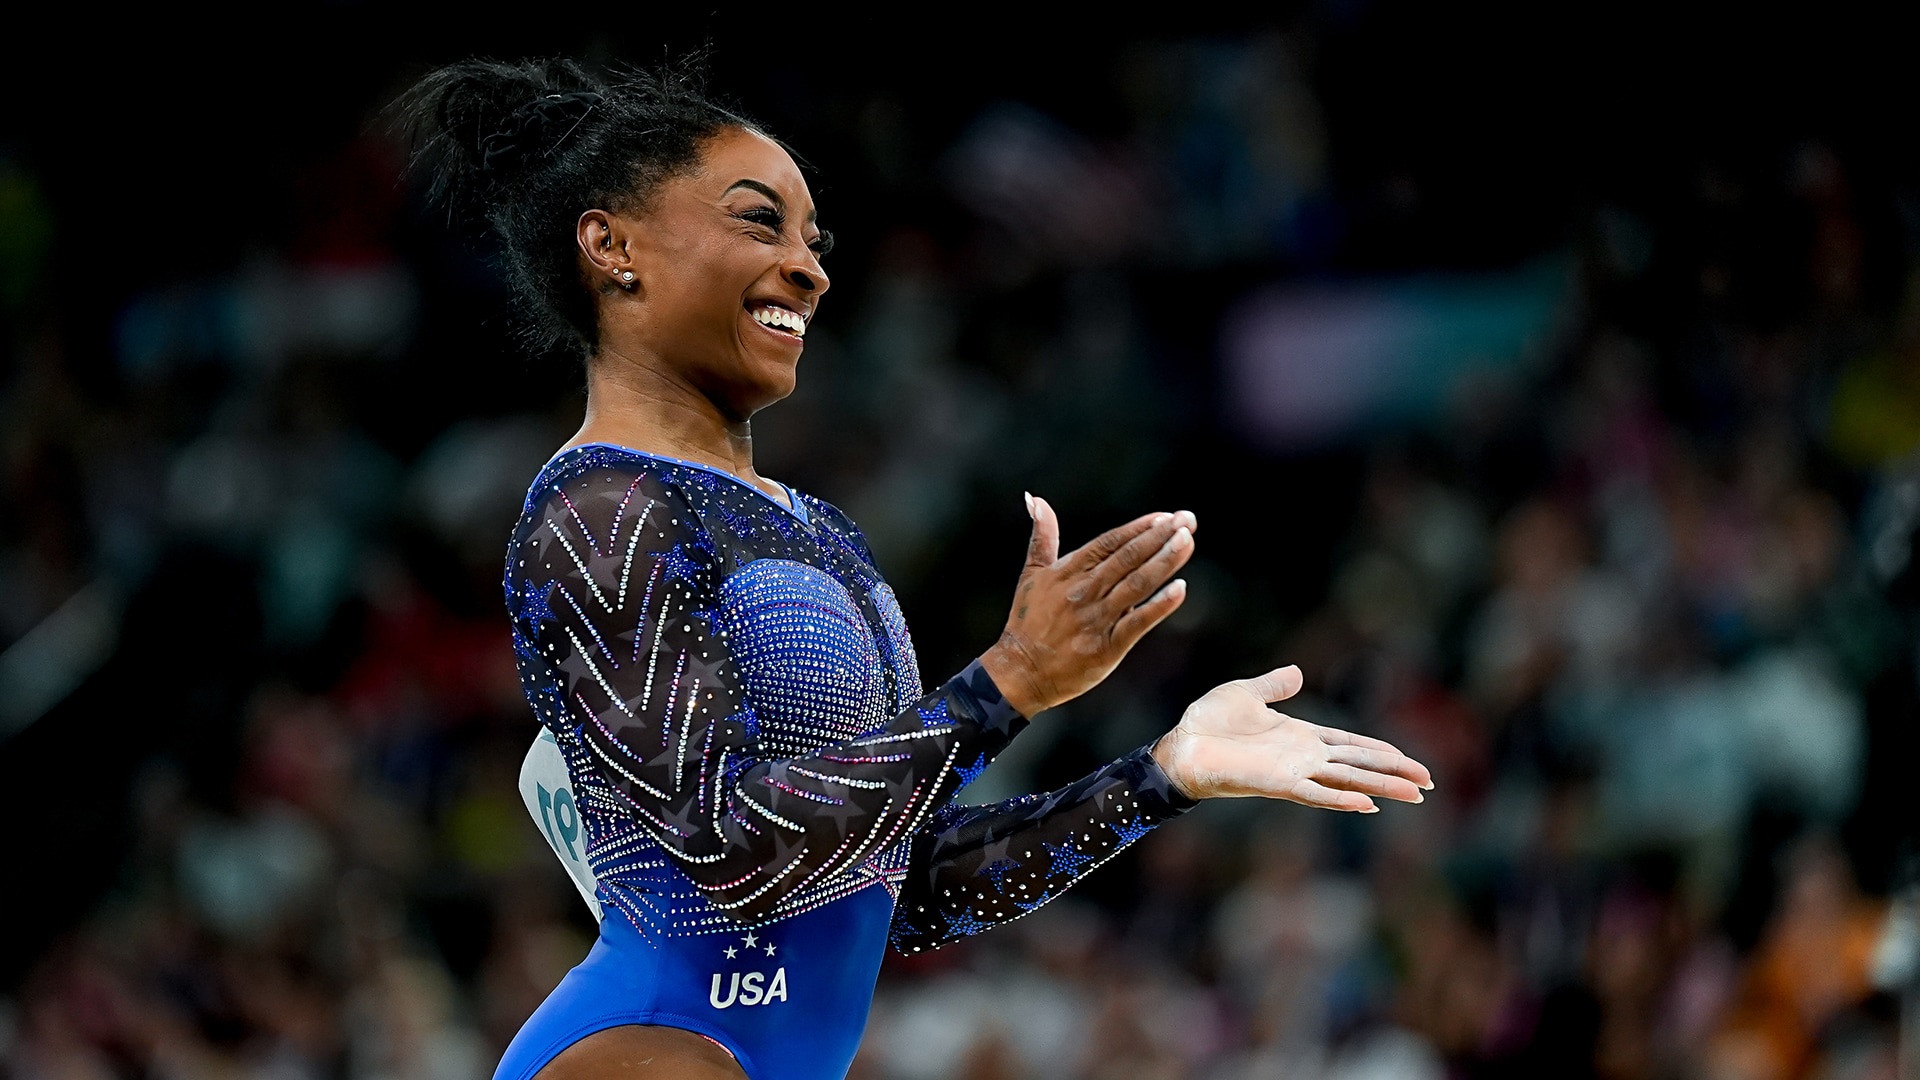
[1150,665,1434,811]
[979,494,1197,717]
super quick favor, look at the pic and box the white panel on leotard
[519,730,604,921]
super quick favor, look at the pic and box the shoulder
[793,489,856,532]
[510,446,721,571]
[522,445,707,519]
[506,447,723,601]
[794,491,875,558]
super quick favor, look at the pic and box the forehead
[693,128,812,209]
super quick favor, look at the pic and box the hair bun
[479,91,604,174]
[394,53,760,363]
[395,57,606,217]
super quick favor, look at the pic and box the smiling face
[589,126,832,422]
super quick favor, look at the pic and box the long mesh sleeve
[510,465,1028,925]
[888,744,1198,953]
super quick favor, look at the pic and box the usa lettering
[708,967,788,1009]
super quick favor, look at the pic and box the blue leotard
[495,444,1196,1080]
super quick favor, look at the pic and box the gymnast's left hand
[1150,664,1434,810]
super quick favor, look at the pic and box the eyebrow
[723,179,818,223]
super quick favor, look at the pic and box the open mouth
[746,300,807,340]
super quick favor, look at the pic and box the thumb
[1232,664,1304,704]
[1024,492,1060,568]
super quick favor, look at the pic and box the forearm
[586,657,1030,922]
[888,743,1198,953]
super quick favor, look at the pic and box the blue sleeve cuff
[949,657,1029,741]
[1119,742,1203,816]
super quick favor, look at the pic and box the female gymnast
[399,58,1433,1080]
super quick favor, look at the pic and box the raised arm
[511,468,1197,924]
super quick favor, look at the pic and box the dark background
[2,7,1916,1078]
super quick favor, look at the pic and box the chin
[722,363,799,421]
[751,371,799,416]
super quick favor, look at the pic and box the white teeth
[751,305,806,338]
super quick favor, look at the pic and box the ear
[577,209,639,294]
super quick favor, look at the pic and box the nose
[785,253,829,297]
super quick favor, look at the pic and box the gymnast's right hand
[979,494,1197,717]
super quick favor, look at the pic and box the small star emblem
[742,931,758,948]
[955,752,989,790]
[764,942,777,957]
[724,946,738,959]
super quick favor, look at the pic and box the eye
[738,205,785,235]
[808,229,835,257]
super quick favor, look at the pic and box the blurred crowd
[3,24,1919,1080]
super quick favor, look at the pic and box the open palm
[1151,666,1433,811]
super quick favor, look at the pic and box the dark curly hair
[395,56,764,361]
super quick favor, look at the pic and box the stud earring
[620,271,635,285]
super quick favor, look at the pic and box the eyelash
[739,206,833,257]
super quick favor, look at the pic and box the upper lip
[745,297,810,322]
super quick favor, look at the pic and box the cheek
[678,242,758,317]
[647,258,737,329]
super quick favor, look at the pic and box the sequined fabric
[505,443,1197,951]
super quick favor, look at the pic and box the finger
[1313,724,1413,763]
[1229,665,1304,704]
[1283,778,1378,813]
[1103,523,1196,609]
[1324,743,1434,792]
[1024,492,1060,569]
[1110,577,1188,647]
[1063,510,1170,574]
[1154,509,1197,535]
[1084,517,1187,600]
[1310,759,1426,804]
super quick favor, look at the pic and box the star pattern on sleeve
[954,752,989,791]
[517,579,559,629]
[1044,838,1096,880]
[889,745,1199,954]
[1108,815,1154,847]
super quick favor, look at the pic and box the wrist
[1150,728,1202,801]
[979,637,1049,718]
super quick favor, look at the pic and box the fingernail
[1361,803,1380,814]
[1024,492,1036,520]
[1169,578,1187,597]
[1153,512,1172,526]
[1165,526,1191,551]
[1413,791,1424,803]
[1422,780,1435,791]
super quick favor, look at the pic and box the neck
[569,345,758,478]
